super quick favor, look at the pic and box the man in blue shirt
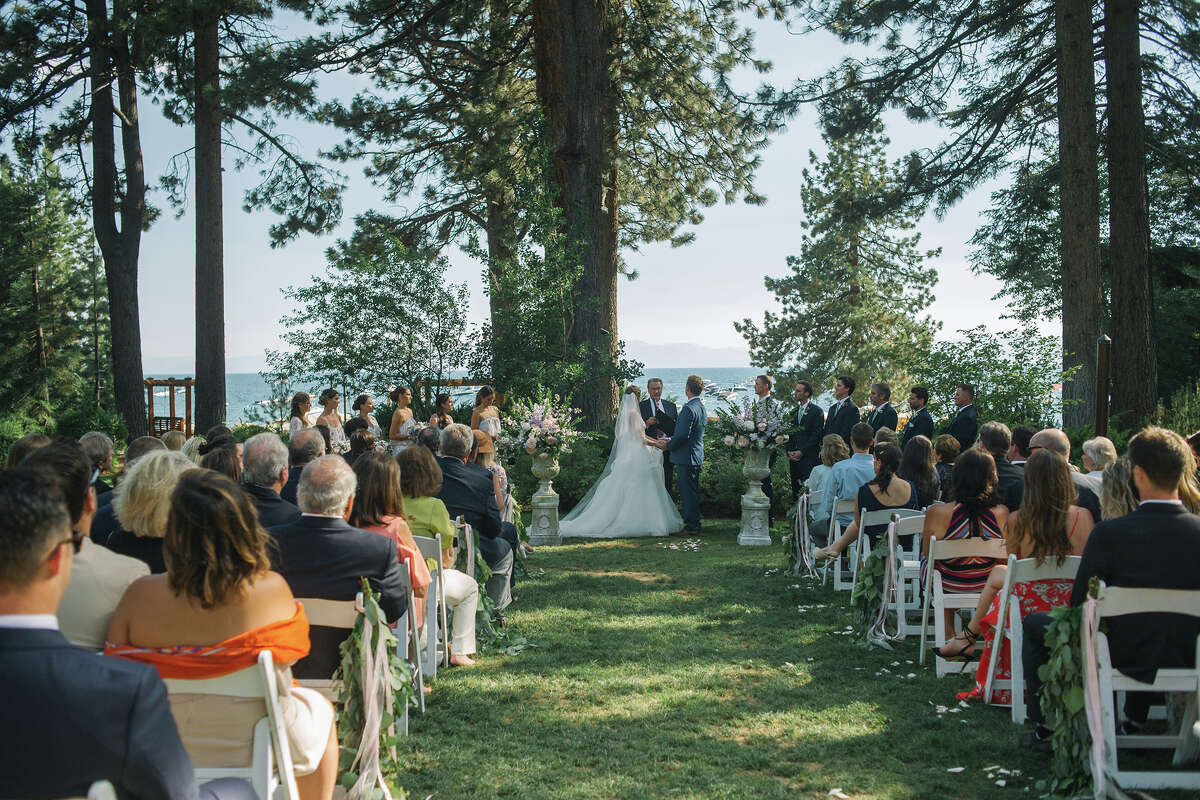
[811,422,877,544]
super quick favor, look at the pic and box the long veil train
[559,392,683,538]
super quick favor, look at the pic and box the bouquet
[498,393,589,459]
[711,397,788,452]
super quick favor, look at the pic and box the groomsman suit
[640,395,677,493]
[900,406,934,449]
[788,401,825,493]
[823,395,859,449]
[867,402,898,433]
[944,403,979,449]
[665,395,705,532]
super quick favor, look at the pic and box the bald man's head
[1031,428,1071,458]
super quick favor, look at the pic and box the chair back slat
[1097,584,1200,619]
[299,597,361,628]
[929,538,1007,561]
[833,498,856,514]
[1008,554,1082,585]
[412,534,441,561]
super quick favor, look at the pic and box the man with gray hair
[242,433,301,528]
[78,431,114,494]
[266,455,407,677]
[1081,436,1118,491]
[281,427,325,506]
[1029,428,1102,522]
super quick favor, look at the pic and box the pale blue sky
[134,12,1057,373]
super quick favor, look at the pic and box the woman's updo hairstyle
[870,443,902,492]
[352,394,370,412]
[318,388,338,405]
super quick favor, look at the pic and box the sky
[133,11,1058,374]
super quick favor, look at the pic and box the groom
[657,374,705,534]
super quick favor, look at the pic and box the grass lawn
[390,518,1053,799]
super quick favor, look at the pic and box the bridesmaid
[428,392,455,429]
[470,386,501,441]
[288,393,312,440]
[388,386,419,452]
[351,394,382,440]
[316,389,347,453]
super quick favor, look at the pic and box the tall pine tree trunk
[1055,0,1101,428]
[1104,0,1156,425]
[87,0,148,437]
[531,0,618,429]
[195,12,226,430]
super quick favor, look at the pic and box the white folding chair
[398,557,426,713]
[825,499,858,590]
[295,594,362,701]
[1089,583,1200,796]
[983,554,1081,722]
[790,490,822,576]
[162,651,301,800]
[852,507,924,584]
[413,533,450,673]
[454,516,475,581]
[884,513,927,638]
[919,537,1007,675]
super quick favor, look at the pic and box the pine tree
[735,112,940,396]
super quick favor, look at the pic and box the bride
[559,387,683,538]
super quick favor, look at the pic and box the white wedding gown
[559,393,683,538]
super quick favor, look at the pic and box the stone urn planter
[737,446,772,546]
[529,451,561,546]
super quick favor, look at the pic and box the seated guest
[160,429,186,451]
[107,450,198,573]
[1020,427,1200,751]
[934,434,960,501]
[943,383,979,449]
[266,455,407,678]
[90,435,168,545]
[181,435,206,464]
[934,450,1093,701]
[0,471,254,800]
[417,425,441,455]
[810,423,877,546]
[283,428,325,505]
[807,434,848,498]
[899,434,939,507]
[980,421,1024,510]
[242,432,301,528]
[873,427,899,448]
[1029,428,1102,523]
[79,431,115,493]
[1081,435,1117,492]
[106,470,338,800]
[815,443,919,561]
[352,452,478,666]
[343,429,374,468]
[5,431,50,469]
[920,449,1009,634]
[866,382,898,433]
[1101,456,1138,520]
[1010,425,1035,465]
[900,387,934,449]
[20,440,149,652]
[201,442,243,483]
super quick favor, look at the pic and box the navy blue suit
[944,404,979,449]
[866,402,898,434]
[900,407,934,449]
[788,402,825,491]
[665,396,705,531]
[823,398,859,449]
[0,627,254,800]
[244,483,302,529]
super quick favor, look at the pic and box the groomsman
[823,375,859,449]
[866,382,898,433]
[786,380,825,494]
[748,375,782,522]
[640,378,677,493]
[900,386,934,448]
[944,383,979,449]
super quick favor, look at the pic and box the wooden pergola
[145,378,195,437]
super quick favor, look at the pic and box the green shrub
[506,429,613,514]
[230,423,274,441]
[1154,379,1200,436]
[0,414,47,466]
[53,405,128,450]
[699,429,795,518]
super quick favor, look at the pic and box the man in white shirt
[21,440,149,651]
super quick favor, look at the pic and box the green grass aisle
[391,519,1047,798]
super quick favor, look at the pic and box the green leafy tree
[735,108,940,398]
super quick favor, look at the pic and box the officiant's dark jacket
[0,627,202,799]
[823,398,859,448]
[640,397,677,439]
[266,515,407,678]
[1068,502,1200,681]
[900,407,934,449]
[788,402,825,476]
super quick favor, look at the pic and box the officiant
[640,378,677,494]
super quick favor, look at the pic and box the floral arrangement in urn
[499,393,589,459]
[711,399,788,452]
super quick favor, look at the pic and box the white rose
[742,420,755,431]
[736,435,749,448]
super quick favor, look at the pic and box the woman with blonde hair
[1101,456,1139,520]
[180,436,206,465]
[107,450,198,573]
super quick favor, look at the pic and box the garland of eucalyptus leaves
[1039,589,1093,796]
[331,579,414,799]
[850,544,890,623]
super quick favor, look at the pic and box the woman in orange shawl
[106,470,338,800]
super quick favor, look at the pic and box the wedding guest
[418,425,441,455]
[823,376,859,449]
[21,440,148,652]
[873,427,899,448]
[201,443,243,484]
[980,421,1024,510]
[866,382,898,433]
[243,433,301,528]
[815,443,920,561]
[1081,435,1117,492]
[900,387,934,449]
[0,471,254,800]
[265,455,408,678]
[1189,430,1200,467]
[289,392,312,439]
[160,429,186,451]
[282,428,325,506]
[786,380,825,493]
[395,446,482,663]
[388,385,419,452]
[808,434,849,500]
[106,469,339,800]
[107,450,198,574]
[429,392,455,429]
[316,389,346,453]
[641,377,678,493]
[90,436,167,546]
[943,383,979,449]
[6,432,50,469]
[343,429,374,468]
[934,434,960,501]
[470,386,501,441]
[352,394,382,440]
[810,423,876,546]
[1101,456,1138,520]
[899,435,939,507]
[1010,425,1035,464]
[79,431,115,492]
[204,424,234,442]
[181,434,206,464]
[1028,428,1101,523]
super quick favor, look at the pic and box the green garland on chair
[850,544,890,624]
[1038,599,1092,797]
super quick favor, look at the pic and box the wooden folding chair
[983,554,1081,722]
[412,533,450,672]
[919,537,1007,675]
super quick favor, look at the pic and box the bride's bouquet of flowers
[711,398,789,452]
[499,393,589,459]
